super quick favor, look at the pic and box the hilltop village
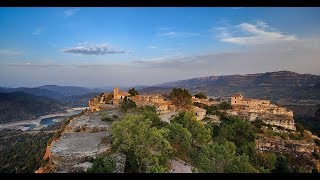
[88,87,296,130]
[89,87,207,121]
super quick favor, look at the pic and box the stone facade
[230,93,296,130]
[193,106,206,120]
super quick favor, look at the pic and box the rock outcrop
[256,136,316,154]
[234,111,296,130]
[39,110,125,173]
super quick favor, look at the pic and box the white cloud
[64,9,80,17]
[147,46,157,49]
[159,31,200,38]
[218,21,297,45]
[62,42,127,55]
[0,49,21,56]
[32,27,45,35]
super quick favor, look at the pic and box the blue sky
[1,7,320,87]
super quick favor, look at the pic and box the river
[0,107,87,131]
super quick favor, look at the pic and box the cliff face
[256,136,316,154]
[38,109,125,173]
[229,110,296,130]
[256,135,320,172]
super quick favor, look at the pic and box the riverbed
[0,107,88,131]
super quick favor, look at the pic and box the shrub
[194,92,207,99]
[101,116,113,122]
[87,155,116,173]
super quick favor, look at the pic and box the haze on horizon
[0,7,320,88]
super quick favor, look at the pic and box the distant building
[230,93,270,107]
[113,87,130,100]
[193,106,206,120]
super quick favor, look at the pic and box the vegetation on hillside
[0,129,53,173]
[169,88,192,109]
[87,154,116,173]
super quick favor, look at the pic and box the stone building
[193,106,206,120]
[113,87,130,100]
[230,93,270,107]
[229,93,296,130]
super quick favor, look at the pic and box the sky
[0,7,320,88]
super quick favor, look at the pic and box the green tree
[168,122,192,157]
[172,111,211,146]
[87,155,116,173]
[272,155,291,173]
[128,88,139,96]
[194,92,207,99]
[169,88,192,109]
[295,123,305,134]
[218,116,256,156]
[193,141,257,173]
[140,106,168,128]
[250,152,277,172]
[111,114,173,172]
[120,96,137,112]
[219,101,232,110]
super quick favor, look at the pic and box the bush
[295,123,305,134]
[112,114,118,119]
[121,97,137,112]
[218,101,232,110]
[192,141,257,173]
[87,155,116,173]
[194,92,207,99]
[314,139,320,146]
[102,116,113,122]
[272,155,291,173]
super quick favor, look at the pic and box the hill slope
[0,92,66,124]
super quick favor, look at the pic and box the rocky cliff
[237,111,296,130]
[37,109,125,173]
[256,134,320,172]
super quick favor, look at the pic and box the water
[39,110,84,126]
[40,116,67,126]
[6,108,86,131]
[22,124,37,130]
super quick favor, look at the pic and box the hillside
[0,92,66,124]
[142,71,320,104]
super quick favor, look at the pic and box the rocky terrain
[37,109,125,173]
[256,134,320,172]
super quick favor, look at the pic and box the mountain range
[140,71,320,105]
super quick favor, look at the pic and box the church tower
[113,87,119,100]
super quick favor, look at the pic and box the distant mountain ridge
[141,71,320,104]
